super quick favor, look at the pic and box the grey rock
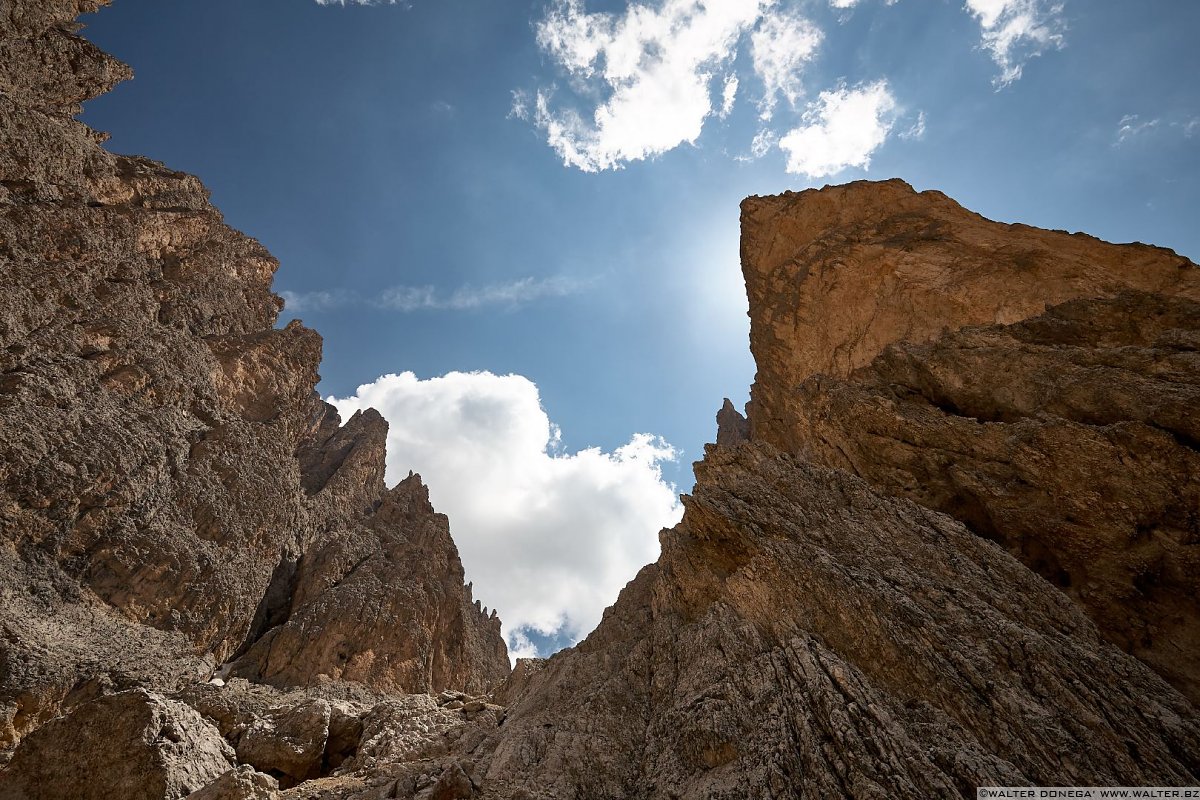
[189,765,281,800]
[0,689,233,800]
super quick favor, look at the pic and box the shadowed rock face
[1,2,1198,798]
[0,0,508,757]
[476,444,1199,798]
[229,474,508,696]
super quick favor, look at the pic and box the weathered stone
[740,181,1200,701]
[236,700,332,785]
[3,2,1199,798]
[0,689,234,800]
[740,179,1200,429]
[777,291,1200,701]
[490,658,545,707]
[475,444,1199,797]
[228,475,509,696]
[189,765,281,800]
[714,398,749,447]
[0,0,509,757]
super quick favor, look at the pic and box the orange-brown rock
[741,180,1200,433]
[740,181,1200,701]
[229,474,509,696]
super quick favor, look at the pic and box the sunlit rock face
[1,1,1197,798]
[741,180,1200,702]
[0,0,509,762]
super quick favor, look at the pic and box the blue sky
[81,0,1200,657]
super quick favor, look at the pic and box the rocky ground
[0,1,1197,798]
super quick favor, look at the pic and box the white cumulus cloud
[964,0,1065,86]
[750,10,822,121]
[531,0,771,171]
[328,371,683,659]
[779,80,897,178]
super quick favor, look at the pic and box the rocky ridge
[0,2,1197,799]
[0,0,508,769]
[740,182,1200,702]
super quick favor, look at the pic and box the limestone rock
[779,291,1200,701]
[0,0,509,753]
[236,700,332,785]
[228,474,510,696]
[739,181,1200,701]
[0,689,234,800]
[189,766,281,800]
[476,444,1199,797]
[714,398,749,447]
[3,1,1199,797]
[740,179,1200,437]
[490,658,545,707]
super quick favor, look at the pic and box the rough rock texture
[475,445,1199,797]
[2,2,1199,798]
[714,398,749,447]
[740,181,1200,701]
[0,688,234,800]
[740,179,1200,419]
[229,474,508,696]
[235,699,332,785]
[190,766,281,800]
[0,0,508,763]
[779,292,1200,701]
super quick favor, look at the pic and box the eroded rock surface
[189,766,281,800]
[0,689,234,800]
[0,0,509,766]
[474,445,1199,797]
[740,179,1200,425]
[740,182,1200,701]
[1,1,1197,798]
[229,474,508,696]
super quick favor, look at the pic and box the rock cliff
[740,182,1200,703]
[0,0,508,763]
[1,2,1198,799]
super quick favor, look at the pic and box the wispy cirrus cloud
[964,0,1065,86]
[750,10,822,121]
[277,288,356,313]
[828,0,899,10]
[1114,112,1200,146]
[314,0,409,6]
[1115,114,1161,145]
[280,275,589,314]
[374,275,590,311]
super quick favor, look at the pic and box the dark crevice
[232,549,301,660]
